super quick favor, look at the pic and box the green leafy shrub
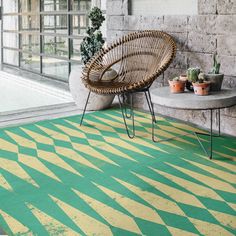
[80,7,105,65]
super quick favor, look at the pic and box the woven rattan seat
[82,30,176,94]
[86,81,129,94]
[80,30,176,139]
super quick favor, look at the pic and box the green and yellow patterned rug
[0,109,236,235]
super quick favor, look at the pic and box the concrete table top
[151,87,236,110]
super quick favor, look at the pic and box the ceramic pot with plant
[80,7,117,82]
[69,7,115,110]
[186,67,201,91]
[168,76,186,93]
[192,73,211,96]
[204,53,224,91]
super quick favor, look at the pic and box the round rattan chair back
[81,30,176,94]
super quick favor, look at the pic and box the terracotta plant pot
[168,80,186,93]
[192,81,211,96]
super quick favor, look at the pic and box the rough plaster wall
[106,0,236,136]
[130,0,198,15]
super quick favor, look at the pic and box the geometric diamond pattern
[0,109,236,235]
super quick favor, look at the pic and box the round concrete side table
[150,87,236,159]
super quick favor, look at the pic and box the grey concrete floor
[0,66,84,128]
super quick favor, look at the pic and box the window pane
[20,0,39,12]
[3,49,19,66]
[3,16,18,31]
[43,57,68,80]
[72,14,88,36]
[20,53,40,72]
[71,61,82,73]
[3,0,18,13]
[21,34,40,53]
[43,15,68,34]
[43,36,68,57]
[21,14,40,31]
[71,0,91,11]
[3,33,19,48]
[42,0,67,11]
[71,38,82,61]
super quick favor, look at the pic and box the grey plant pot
[205,73,224,91]
[69,68,115,110]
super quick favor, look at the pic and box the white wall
[0,2,1,65]
[131,0,198,15]
[92,0,107,38]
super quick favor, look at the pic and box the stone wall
[106,0,236,136]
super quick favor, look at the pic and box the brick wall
[106,0,236,136]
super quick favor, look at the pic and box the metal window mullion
[68,0,71,76]
[18,0,21,67]
[1,0,3,64]
[39,0,43,73]
[39,11,89,15]
[40,32,83,38]
[28,0,32,54]
[3,46,70,61]
[3,63,68,83]
[54,0,57,55]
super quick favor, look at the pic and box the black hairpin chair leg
[118,93,135,139]
[80,91,91,126]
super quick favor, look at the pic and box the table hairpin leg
[151,115,193,143]
[194,109,221,159]
[151,107,221,159]
[147,91,192,143]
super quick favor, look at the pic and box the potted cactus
[186,67,201,91]
[168,76,186,93]
[192,73,211,96]
[204,54,224,91]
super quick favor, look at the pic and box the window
[2,0,94,82]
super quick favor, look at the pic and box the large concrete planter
[69,68,115,110]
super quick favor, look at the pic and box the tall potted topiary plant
[80,7,105,65]
[80,7,117,81]
[69,7,115,110]
[205,53,224,91]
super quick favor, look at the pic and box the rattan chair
[80,30,176,139]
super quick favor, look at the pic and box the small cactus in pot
[186,67,201,91]
[204,53,224,91]
[168,76,186,93]
[192,73,211,96]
